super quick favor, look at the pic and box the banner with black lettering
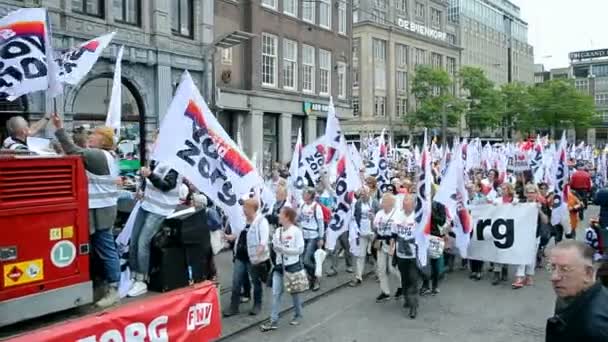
[468,203,539,265]
[301,137,326,186]
[57,32,115,85]
[153,71,262,233]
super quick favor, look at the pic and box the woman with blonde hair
[373,193,401,302]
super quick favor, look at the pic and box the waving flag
[377,131,390,190]
[435,142,472,257]
[326,136,360,251]
[153,71,262,234]
[105,45,124,138]
[551,133,570,230]
[57,32,115,85]
[415,130,432,266]
[287,128,305,205]
[323,97,341,165]
[530,135,544,184]
[349,143,364,172]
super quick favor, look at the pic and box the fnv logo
[186,303,213,331]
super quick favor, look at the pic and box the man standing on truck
[50,113,122,308]
[2,115,52,150]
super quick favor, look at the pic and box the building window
[396,97,407,117]
[320,0,331,29]
[172,0,194,38]
[319,49,331,96]
[338,62,346,99]
[372,9,386,24]
[396,71,407,92]
[353,39,359,89]
[596,93,608,106]
[374,96,386,117]
[396,0,407,12]
[575,79,589,93]
[283,39,298,90]
[446,33,456,45]
[262,0,277,10]
[431,8,441,29]
[221,47,233,65]
[446,57,456,76]
[415,48,426,65]
[113,0,140,25]
[431,53,442,69]
[601,111,608,122]
[72,0,104,17]
[396,44,408,67]
[415,2,424,18]
[353,98,359,117]
[338,3,347,35]
[373,39,386,90]
[302,0,315,23]
[302,45,315,93]
[262,33,278,87]
[284,0,297,17]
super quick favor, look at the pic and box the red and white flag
[323,97,341,165]
[287,128,305,205]
[551,133,570,228]
[415,130,432,266]
[531,135,544,184]
[153,71,262,233]
[57,32,115,85]
[435,142,472,257]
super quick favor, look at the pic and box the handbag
[428,235,445,259]
[280,229,309,294]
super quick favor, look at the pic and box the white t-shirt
[359,202,373,236]
[297,202,324,240]
[273,224,305,266]
[373,209,396,239]
[391,210,417,259]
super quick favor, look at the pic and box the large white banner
[301,137,325,185]
[468,203,539,265]
[153,71,262,233]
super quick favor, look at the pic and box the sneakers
[492,272,501,286]
[394,287,403,299]
[289,318,301,326]
[376,292,390,303]
[431,288,440,295]
[326,269,338,277]
[240,296,251,304]
[349,279,362,287]
[419,287,431,296]
[345,267,354,273]
[249,305,261,316]
[127,281,148,297]
[312,279,321,292]
[222,309,239,318]
[512,277,525,289]
[409,306,418,319]
[95,287,119,308]
[260,321,278,332]
[524,276,534,286]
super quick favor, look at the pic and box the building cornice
[353,21,463,51]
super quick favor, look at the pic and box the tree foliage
[459,66,503,133]
[406,65,464,131]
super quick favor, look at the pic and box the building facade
[534,63,550,85]
[569,49,608,145]
[214,0,353,171]
[346,0,461,142]
[448,0,534,85]
[0,0,214,165]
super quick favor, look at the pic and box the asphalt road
[224,206,600,342]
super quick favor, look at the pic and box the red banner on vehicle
[8,282,221,342]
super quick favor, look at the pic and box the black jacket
[353,198,379,228]
[546,283,608,342]
[595,188,608,229]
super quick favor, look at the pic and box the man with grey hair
[2,114,51,150]
[546,240,608,341]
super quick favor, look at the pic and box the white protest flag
[0,8,50,100]
[376,130,390,190]
[326,136,360,251]
[323,97,341,165]
[153,71,262,234]
[105,45,124,137]
[57,32,115,85]
[349,143,364,172]
[300,137,326,186]
[531,135,545,184]
[551,133,570,231]
[415,130,432,266]
[365,132,381,178]
[287,128,305,204]
[435,142,472,257]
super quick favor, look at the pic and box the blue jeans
[303,238,318,279]
[270,270,303,323]
[128,207,165,278]
[229,259,263,312]
[91,228,121,285]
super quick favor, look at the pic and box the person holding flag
[373,193,401,303]
[297,188,325,291]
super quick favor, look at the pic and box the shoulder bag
[280,229,309,294]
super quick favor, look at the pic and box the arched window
[72,77,145,173]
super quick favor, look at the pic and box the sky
[510,0,608,70]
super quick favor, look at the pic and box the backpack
[316,203,331,225]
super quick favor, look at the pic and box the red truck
[0,155,93,327]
